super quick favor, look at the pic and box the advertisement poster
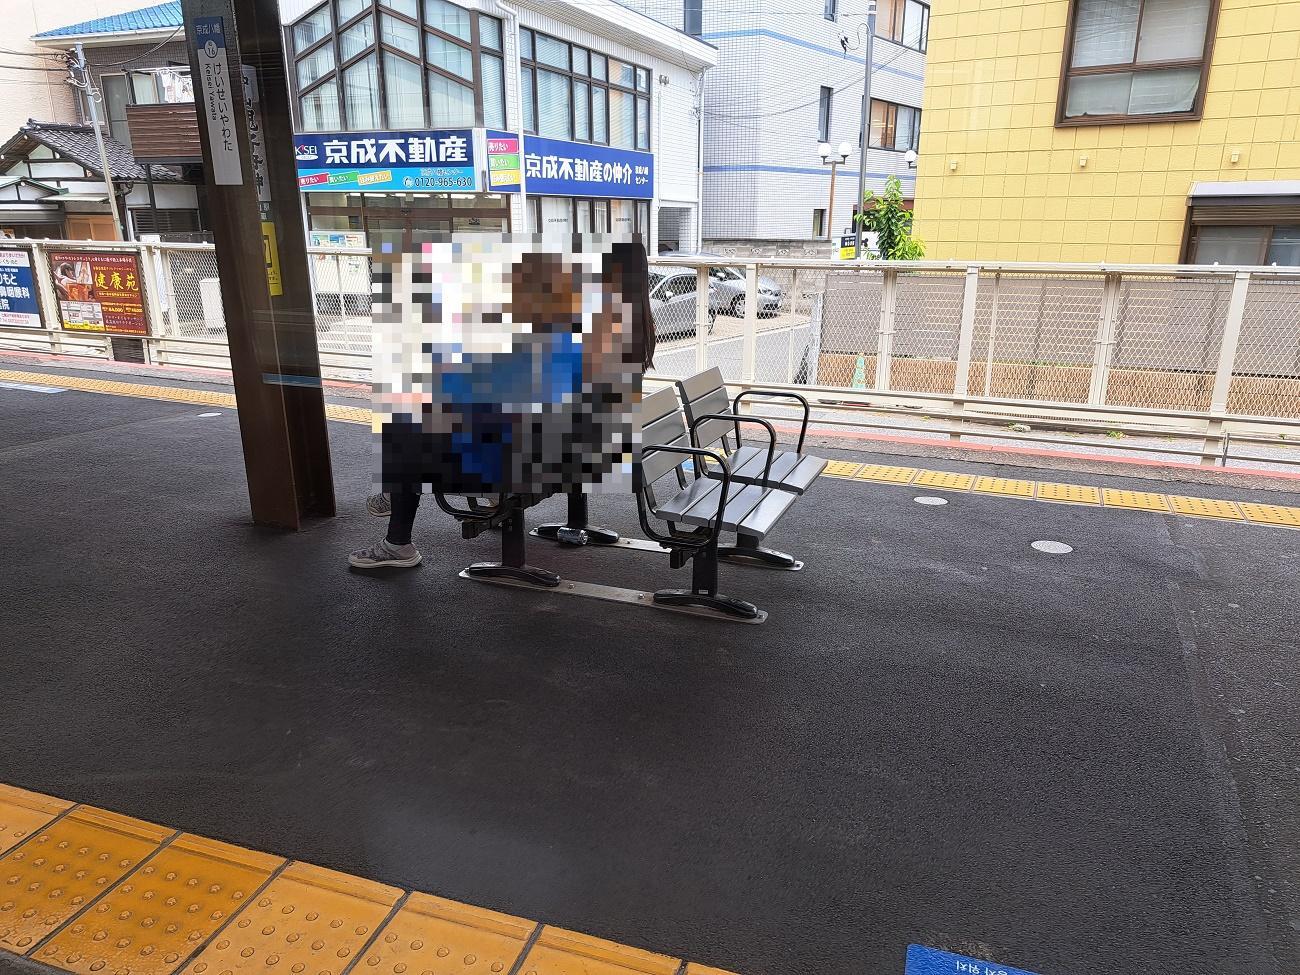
[294,129,477,193]
[48,251,147,335]
[521,134,653,200]
[0,250,42,328]
[485,130,522,192]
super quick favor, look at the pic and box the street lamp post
[819,141,852,255]
[854,1,876,260]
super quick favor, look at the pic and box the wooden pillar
[181,0,335,528]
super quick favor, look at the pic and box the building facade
[914,0,1300,264]
[280,0,715,254]
[624,0,926,255]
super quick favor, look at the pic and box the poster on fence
[47,250,147,335]
[0,251,41,328]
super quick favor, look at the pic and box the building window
[684,0,702,35]
[520,28,650,148]
[289,0,504,130]
[817,86,832,142]
[1188,224,1300,265]
[876,0,928,52]
[813,208,827,239]
[824,0,837,20]
[868,99,920,151]
[1059,0,1218,124]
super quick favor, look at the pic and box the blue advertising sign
[0,251,42,328]
[522,135,653,200]
[906,946,1042,975]
[295,129,477,193]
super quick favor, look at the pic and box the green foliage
[855,175,925,260]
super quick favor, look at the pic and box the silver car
[649,270,717,340]
[660,251,784,317]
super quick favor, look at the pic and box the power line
[0,62,69,73]
[89,24,185,68]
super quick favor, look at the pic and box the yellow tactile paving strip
[0,785,72,858]
[0,785,740,975]
[2,367,1299,532]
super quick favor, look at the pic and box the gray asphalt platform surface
[0,378,1298,975]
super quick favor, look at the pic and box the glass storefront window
[537,69,571,138]
[339,15,374,61]
[428,72,475,127]
[384,56,425,127]
[300,78,341,130]
[293,6,331,53]
[427,33,474,80]
[343,54,381,128]
[481,53,506,129]
[610,199,634,236]
[380,14,420,57]
[297,45,335,88]
[425,0,471,40]
[609,89,635,148]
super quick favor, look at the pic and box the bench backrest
[675,367,733,452]
[639,386,690,492]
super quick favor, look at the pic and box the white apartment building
[280,0,716,254]
[625,0,927,254]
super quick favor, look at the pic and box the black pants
[386,489,421,546]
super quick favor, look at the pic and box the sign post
[183,0,335,529]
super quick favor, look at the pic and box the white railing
[2,240,1299,466]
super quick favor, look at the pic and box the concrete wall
[913,0,1300,263]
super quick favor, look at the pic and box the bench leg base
[718,542,803,572]
[464,562,561,588]
[653,589,760,620]
[533,523,621,546]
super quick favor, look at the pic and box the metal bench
[675,367,828,497]
[635,385,797,621]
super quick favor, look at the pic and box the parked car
[660,250,784,317]
[649,269,717,341]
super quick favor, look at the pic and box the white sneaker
[349,539,421,569]
[366,493,392,517]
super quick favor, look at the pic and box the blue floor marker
[906,945,1043,975]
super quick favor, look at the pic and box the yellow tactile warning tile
[1238,502,1300,528]
[972,476,1036,498]
[853,464,918,484]
[821,460,863,478]
[685,966,744,975]
[0,785,71,858]
[0,807,171,955]
[37,835,283,975]
[1167,495,1244,521]
[180,861,401,975]
[0,369,372,427]
[912,470,975,491]
[515,926,680,975]
[357,891,534,975]
[1035,482,1102,506]
[1102,489,1172,512]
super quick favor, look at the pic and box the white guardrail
[2,240,1299,467]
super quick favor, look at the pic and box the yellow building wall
[912,0,1300,263]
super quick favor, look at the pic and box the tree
[854,175,925,260]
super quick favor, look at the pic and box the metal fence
[2,240,1299,464]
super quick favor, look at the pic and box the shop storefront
[519,134,652,235]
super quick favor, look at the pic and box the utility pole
[73,42,124,240]
[853,2,875,260]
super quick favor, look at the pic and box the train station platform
[1,361,1298,975]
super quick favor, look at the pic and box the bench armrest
[733,389,811,453]
[691,412,777,486]
[637,444,731,548]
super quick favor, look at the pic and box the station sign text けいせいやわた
[294,130,477,193]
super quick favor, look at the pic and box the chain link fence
[2,241,1299,436]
